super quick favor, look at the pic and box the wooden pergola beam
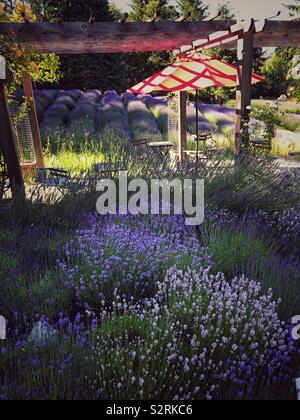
[0,21,299,54]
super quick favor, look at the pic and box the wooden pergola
[0,19,300,195]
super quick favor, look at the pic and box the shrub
[0,315,98,400]
[206,153,300,214]
[59,213,210,309]
[92,267,296,400]
[140,94,169,140]
[55,95,77,111]
[269,208,300,256]
[203,226,271,278]
[99,91,130,138]
[122,92,162,142]
[43,103,70,123]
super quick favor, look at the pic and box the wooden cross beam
[0,21,299,54]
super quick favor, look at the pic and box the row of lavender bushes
[36,90,236,150]
[36,90,165,143]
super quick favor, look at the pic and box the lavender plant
[139,94,169,140]
[59,213,211,309]
[122,92,163,142]
[99,91,130,139]
[92,267,297,400]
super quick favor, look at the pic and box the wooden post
[22,73,45,168]
[195,90,199,162]
[178,91,187,161]
[235,29,255,155]
[0,80,24,197]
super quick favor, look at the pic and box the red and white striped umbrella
[128,51,264,94]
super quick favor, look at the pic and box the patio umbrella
[128,51,264,93]
[128,51,264,159]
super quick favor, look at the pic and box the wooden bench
[251,138,272,151]
[288,152,300,158]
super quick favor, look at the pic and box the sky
[114,0,292,20]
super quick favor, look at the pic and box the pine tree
[285,0,300,16]
[130,0,176,21]
[109,2,123,21]
[217,1,235,20]
[29,0,112,22]
[176,0,208,21]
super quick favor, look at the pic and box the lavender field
[1,91,300,401]
[1,135,300,400]
[37,90,300,160]
[36,89,236,144]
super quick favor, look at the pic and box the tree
[25,0,127,91]
[217,1,234,20]
[130,0,176,21]
[29,0,112,22]
[0,1,60,92]
[109,2,122,21]
[285,2,300,99]
[124,1,177,95]
[285,0,300,16]
[262,49,293,98]
[176,0,208,20]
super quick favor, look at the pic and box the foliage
[0,1,60,91]
[287,50,300,102]
[217,1,235,20]
[176,0,208,20]
[130,0,176,20]
[248,105,279,147]
[109,2,122,21]
[123,92,162,141]
[285,0,300,15]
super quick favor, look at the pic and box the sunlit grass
[45,150,105,173]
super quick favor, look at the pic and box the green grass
[226,99,300,115]
[45,150,105,173]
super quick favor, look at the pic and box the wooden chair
[37,168,70,190]
[251,138,272,152]
[131,139,149,147]
[93,162,128,178]
[188,132,222,161]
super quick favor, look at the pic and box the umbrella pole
[196,90,199,162]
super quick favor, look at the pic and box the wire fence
[168,97,179,147]
[9,101,36,164]
[0,144,10,200]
